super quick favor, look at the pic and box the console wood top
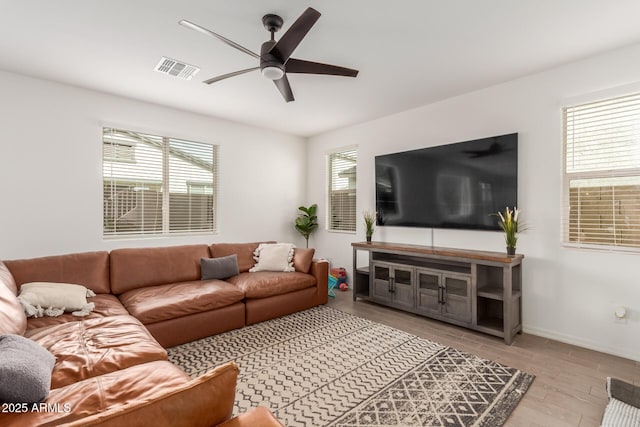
[351,241,523,264]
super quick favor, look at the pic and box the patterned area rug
[168,306,534,426]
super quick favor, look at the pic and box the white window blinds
[103,128,218,237]
[328,148,357,232]
[563,92,640,250]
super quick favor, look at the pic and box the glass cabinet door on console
[416,269,441,316]
[371,262,414,309]
[441,274,471,323]
[416,268,471,324]
[372,263,392,303]
[392,267,414,308]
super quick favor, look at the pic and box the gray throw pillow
[201,255,239,280]
[608,377,640,408]
[0,334,55,404]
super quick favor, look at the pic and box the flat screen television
[375,133,518,230]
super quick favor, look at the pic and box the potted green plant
[363,210,376,243]
[295,204,318,248]
[496,206,523,255]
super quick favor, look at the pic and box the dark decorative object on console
[363,210,376,243]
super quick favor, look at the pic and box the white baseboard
[523,326,640,362]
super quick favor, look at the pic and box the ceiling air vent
[154,57,200,80]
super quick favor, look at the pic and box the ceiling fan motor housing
[260,40,285,78]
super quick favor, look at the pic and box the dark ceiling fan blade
[179,20,259,59]
[273,75,294,102]
[203,67,260,84]
[269,7,321,64]
[286,58,359,77]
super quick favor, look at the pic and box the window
[103,128,218,237]
[563,92,640,250]
[328,147,357,232]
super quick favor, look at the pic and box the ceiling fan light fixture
[262,66,284,80]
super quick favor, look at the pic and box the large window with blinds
[328,147,357,232]
[103,128,218,237]
[563,92,640,250]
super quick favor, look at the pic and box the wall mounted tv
[375,133,518,230]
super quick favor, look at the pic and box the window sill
[562,242,640,254]
[327,229,356,235]
[103,230,218,241]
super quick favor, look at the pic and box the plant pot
[506,246,516,256]
[366,235,372,243]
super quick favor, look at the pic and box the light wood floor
[327,290,639,427]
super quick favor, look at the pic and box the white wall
[307,43,640,361]
[0,70,307,259]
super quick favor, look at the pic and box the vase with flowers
[496,207,523,255]
[363,210,376,243]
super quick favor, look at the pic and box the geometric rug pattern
[168,306,534,426]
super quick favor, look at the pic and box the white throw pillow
[249,243,295,272]
[17,282,96,318]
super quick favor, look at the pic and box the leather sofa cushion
[0,261,18,294]
[110,245,209,294]
[227,272,316,299]
[26,315,167,389]
[293,248,315,273]
[144,303,245,348]
[210,242,275,273]
[0,360,193,427]
[4,251,111,294]
[68,361,237,427]
[26,293,130,331]
[0,262,27,336]
[119,280,245,325]
[66,361,238,427]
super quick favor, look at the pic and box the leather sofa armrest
[217,406,284,427]
[0,261,27,335]
[68,362,239,427]
[310,259,329,305]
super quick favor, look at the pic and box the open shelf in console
[372,252,471,275]
[476,297,504,333]
[354,266,370,298]
[476,264,522,300]
[477,286,522,301]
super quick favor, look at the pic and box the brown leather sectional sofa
[0,242,328,426]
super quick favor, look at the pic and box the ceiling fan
[179,7,359,102]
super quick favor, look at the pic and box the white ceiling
[3,1,640,137]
